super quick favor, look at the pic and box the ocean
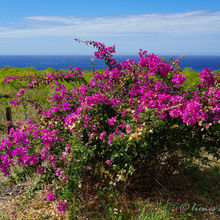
[0,55,220,72]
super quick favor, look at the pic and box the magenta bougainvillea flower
[0,39,219,215]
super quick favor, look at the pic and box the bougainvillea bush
[0,39,220,216]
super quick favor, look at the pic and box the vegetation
[182,67,219,89]
[0,40,219,219]
[0,67,102,139]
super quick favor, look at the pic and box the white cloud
[25,16,80,24]
[0,27,9,31]
[0,10,220,38]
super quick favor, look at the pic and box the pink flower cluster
[46,192,56,201]
[57,200,67,214]
[198,68,216,87]
[0,120,63,176]
[16,88,25,97]
[171,73,186,85]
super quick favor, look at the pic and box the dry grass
[0,158,219,220]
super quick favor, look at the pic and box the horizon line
[1,54,220,56]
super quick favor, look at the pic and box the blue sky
[0,0,220,55]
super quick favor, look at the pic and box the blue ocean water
[0,55,220,72]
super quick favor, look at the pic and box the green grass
[131,202,186,220]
